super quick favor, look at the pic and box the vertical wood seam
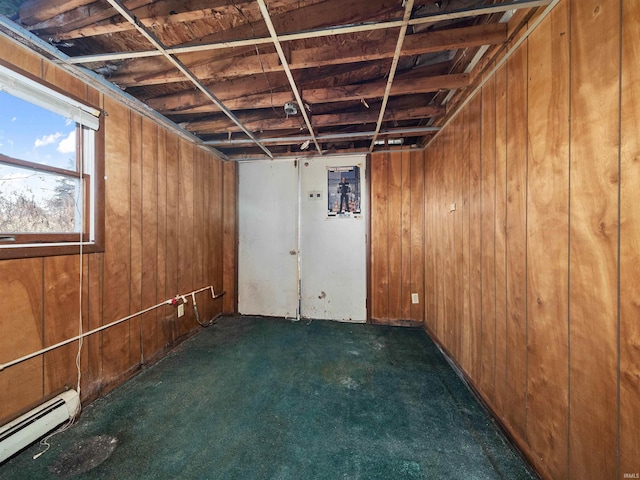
[566,0,572,475]
[503,62,509,416]
[386,154,390,325]
[409,151,412,321]
[493,68,502,404]
[99,94,105,381]
[467,106,472,368]
[479,91,484,376]
[127,109,132,361]
[524,35,530,443]
[493,75,498,397]
[616,1,623,477]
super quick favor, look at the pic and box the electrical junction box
[178,303,185,318]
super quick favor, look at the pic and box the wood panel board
[193,149,205,313]
[568,1,620,478]
[494,63,508,419]
[370,153,389,323]
[0,258,44,423]
[468,95,483,382]
[177,140,195,336]
[480,72,497,402]
[43,255,80,396]
[156,127,168,352]
[525,3,570,478]
[460,105,471,372]
[409,150,424,323]
[387,151,403,323]
[423,147,435,332]
[141,118,159,361]
[619,0,640,475]
[0,35,41,76]
[400,149,412,321]
[101,96,131,384]
[163,133,180,345]
[212,155,224,319]
[84,253,104,400]
[222,160,238,314]
[505,44,528,438]
[443,127,455,353]
[129,113,143,368]
[434,136,445,340]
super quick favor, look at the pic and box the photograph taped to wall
[327,166,361,218]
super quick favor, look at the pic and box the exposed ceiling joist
[103,0,274,158]
[63,0,547,65]
[107,23,506,87]
[204,126,441,147]
[161,73,469,114]
[257,0,322,156]
[4,0,548,157]
[186,104,446,135]
[368,0,414,152]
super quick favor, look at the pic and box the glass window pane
[0,91,77,171]
[0,162,81,233]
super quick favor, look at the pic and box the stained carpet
[0,316,536,479]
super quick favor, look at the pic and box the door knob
[289,249,297,256]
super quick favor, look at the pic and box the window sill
[0,242,104,260]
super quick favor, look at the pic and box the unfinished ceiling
[0,0,548,159]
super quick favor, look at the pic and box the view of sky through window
[0,91,81,234]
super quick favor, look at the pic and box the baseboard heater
[0,389,79,463]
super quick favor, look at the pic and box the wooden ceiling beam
[145,74,290,112]
[65,1,543,66]
[162,73,469,114]
[103,0,274,158]
[185,104,445,134]
[25,0,149,33]
[204,126,440,147]
[144,61,392,112]
[97,0,401,81]
[47,0,261,41]
[108,23,506,87]
[18,0,96,25]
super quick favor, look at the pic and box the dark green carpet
[0,317,536,479]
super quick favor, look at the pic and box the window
[0,64,102,257]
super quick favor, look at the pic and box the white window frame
[0,64,102,255]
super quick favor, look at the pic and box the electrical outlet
[177,303,185,318]
[411,293,419,304]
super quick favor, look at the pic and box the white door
[238,160,299,317]
[299,156,367,322]
[238,156,367,322]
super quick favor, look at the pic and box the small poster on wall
[327,165,361,218]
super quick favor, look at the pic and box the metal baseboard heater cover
[0,389,80,463]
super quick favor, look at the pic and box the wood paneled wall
[0,35,237,424]
[370,1,640,478]
[370,149,424,326]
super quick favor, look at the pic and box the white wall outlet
[177,303,185,318]
[449,203,456,212]
[411,293,419,304]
